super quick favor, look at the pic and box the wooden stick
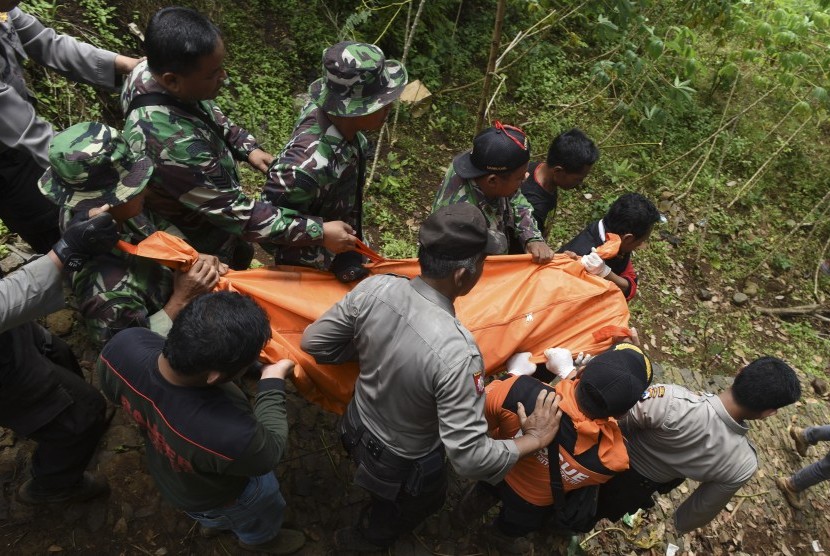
[755,304,827,315]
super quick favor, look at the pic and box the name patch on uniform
[472,371,485,396]
[642,385,666,400]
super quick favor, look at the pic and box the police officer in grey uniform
[0,0,138,252]
[0,211,120,505]
[301,203,563,552]
[595,356,800,532]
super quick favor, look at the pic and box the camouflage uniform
[263,42,406,270]
[39,122,175,346]
[121,60,323,263]
[263,102,368,269]
[431,162,544,254]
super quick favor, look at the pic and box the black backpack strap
[126,92,248,162]
[548,436,567,513]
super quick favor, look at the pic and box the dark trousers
[482,481,552,537]
[594,467,684,524]
[26,365,107,491]
[0,148,60,254]
[340,405,448,547]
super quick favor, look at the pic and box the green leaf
[813,86,829,104]
[774,31,798,46]
[646,37,664,59]
[756,21,773,37]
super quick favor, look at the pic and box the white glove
[574,352,594,367]
[506,352,536,376]
[544,347,575,379]
[581,249,612,278]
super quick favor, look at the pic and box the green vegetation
[14,0,830,377]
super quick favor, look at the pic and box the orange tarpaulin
[118,232,631,414]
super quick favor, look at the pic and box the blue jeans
[185,472,285,545]
[791,425,830,492]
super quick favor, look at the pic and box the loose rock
[732,292,749,306]
[698,288,714,301]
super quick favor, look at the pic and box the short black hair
[603,192,661,240]
[418,247,482,280]
[145,7,222,75]
[732,356,801,412]
[547,128,599,172]
[162,291,271,377]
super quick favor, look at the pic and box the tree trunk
[476,0,507,133]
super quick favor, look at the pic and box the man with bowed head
[99,292,305,554]
[302,203,563,551]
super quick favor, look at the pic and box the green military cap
[39,122,153,209]
[309,41,408,117]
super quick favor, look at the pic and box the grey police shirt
[619,383,757,532]
[302,274,519,484]
[0,8,117,166]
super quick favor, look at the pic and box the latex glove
[544,347,575,379]
[53,212,118,271]
[506,352,536,376]
[581,248,612,278]
[574,352,594,367]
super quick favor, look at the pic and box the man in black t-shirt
[520,129,599,238]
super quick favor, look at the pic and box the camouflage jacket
[263,101,367,270]
[431,162,543,252]
[0,8,117,166]
[60,208,175,346]
[120,61,324,261]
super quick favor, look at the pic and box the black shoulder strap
[548,436,567,513]
[126,92,247,162]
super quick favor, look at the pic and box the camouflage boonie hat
[39,122,153,209]
[309,41,408,117]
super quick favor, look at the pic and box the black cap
[576,343,653,419]
[420,204,502,259]
[453,122,531,179]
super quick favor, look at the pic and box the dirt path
[1,356,828,555]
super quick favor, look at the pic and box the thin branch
[727,116,812,209]
[745,188,830,278]
[634,86,780,183]
[814,233,830,303]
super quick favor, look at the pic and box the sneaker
[333,526,385,553]
[776,476,806,510]
[480,525,533,555]
[789,426,810,458]
[238,528,305,555]
[17,472,109,505]
[452,482,499,529]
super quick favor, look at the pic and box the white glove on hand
[544,347,575,379]
[581,249,612,278]
[574,352,594,367]
[506,352,536,376]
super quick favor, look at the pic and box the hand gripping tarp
[118,232,632,414]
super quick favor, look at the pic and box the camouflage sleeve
[263,165,321,214]
[77,291,155,346]
[205,100,259,159]
[130,116,324,246]
[510,189,544,245]
[431,165,466,213]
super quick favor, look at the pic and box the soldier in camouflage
[121,7,340,270]
[0,0,139,253]
[432,123,554,264]
[263,41,407,279]
[39,122,223,346]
